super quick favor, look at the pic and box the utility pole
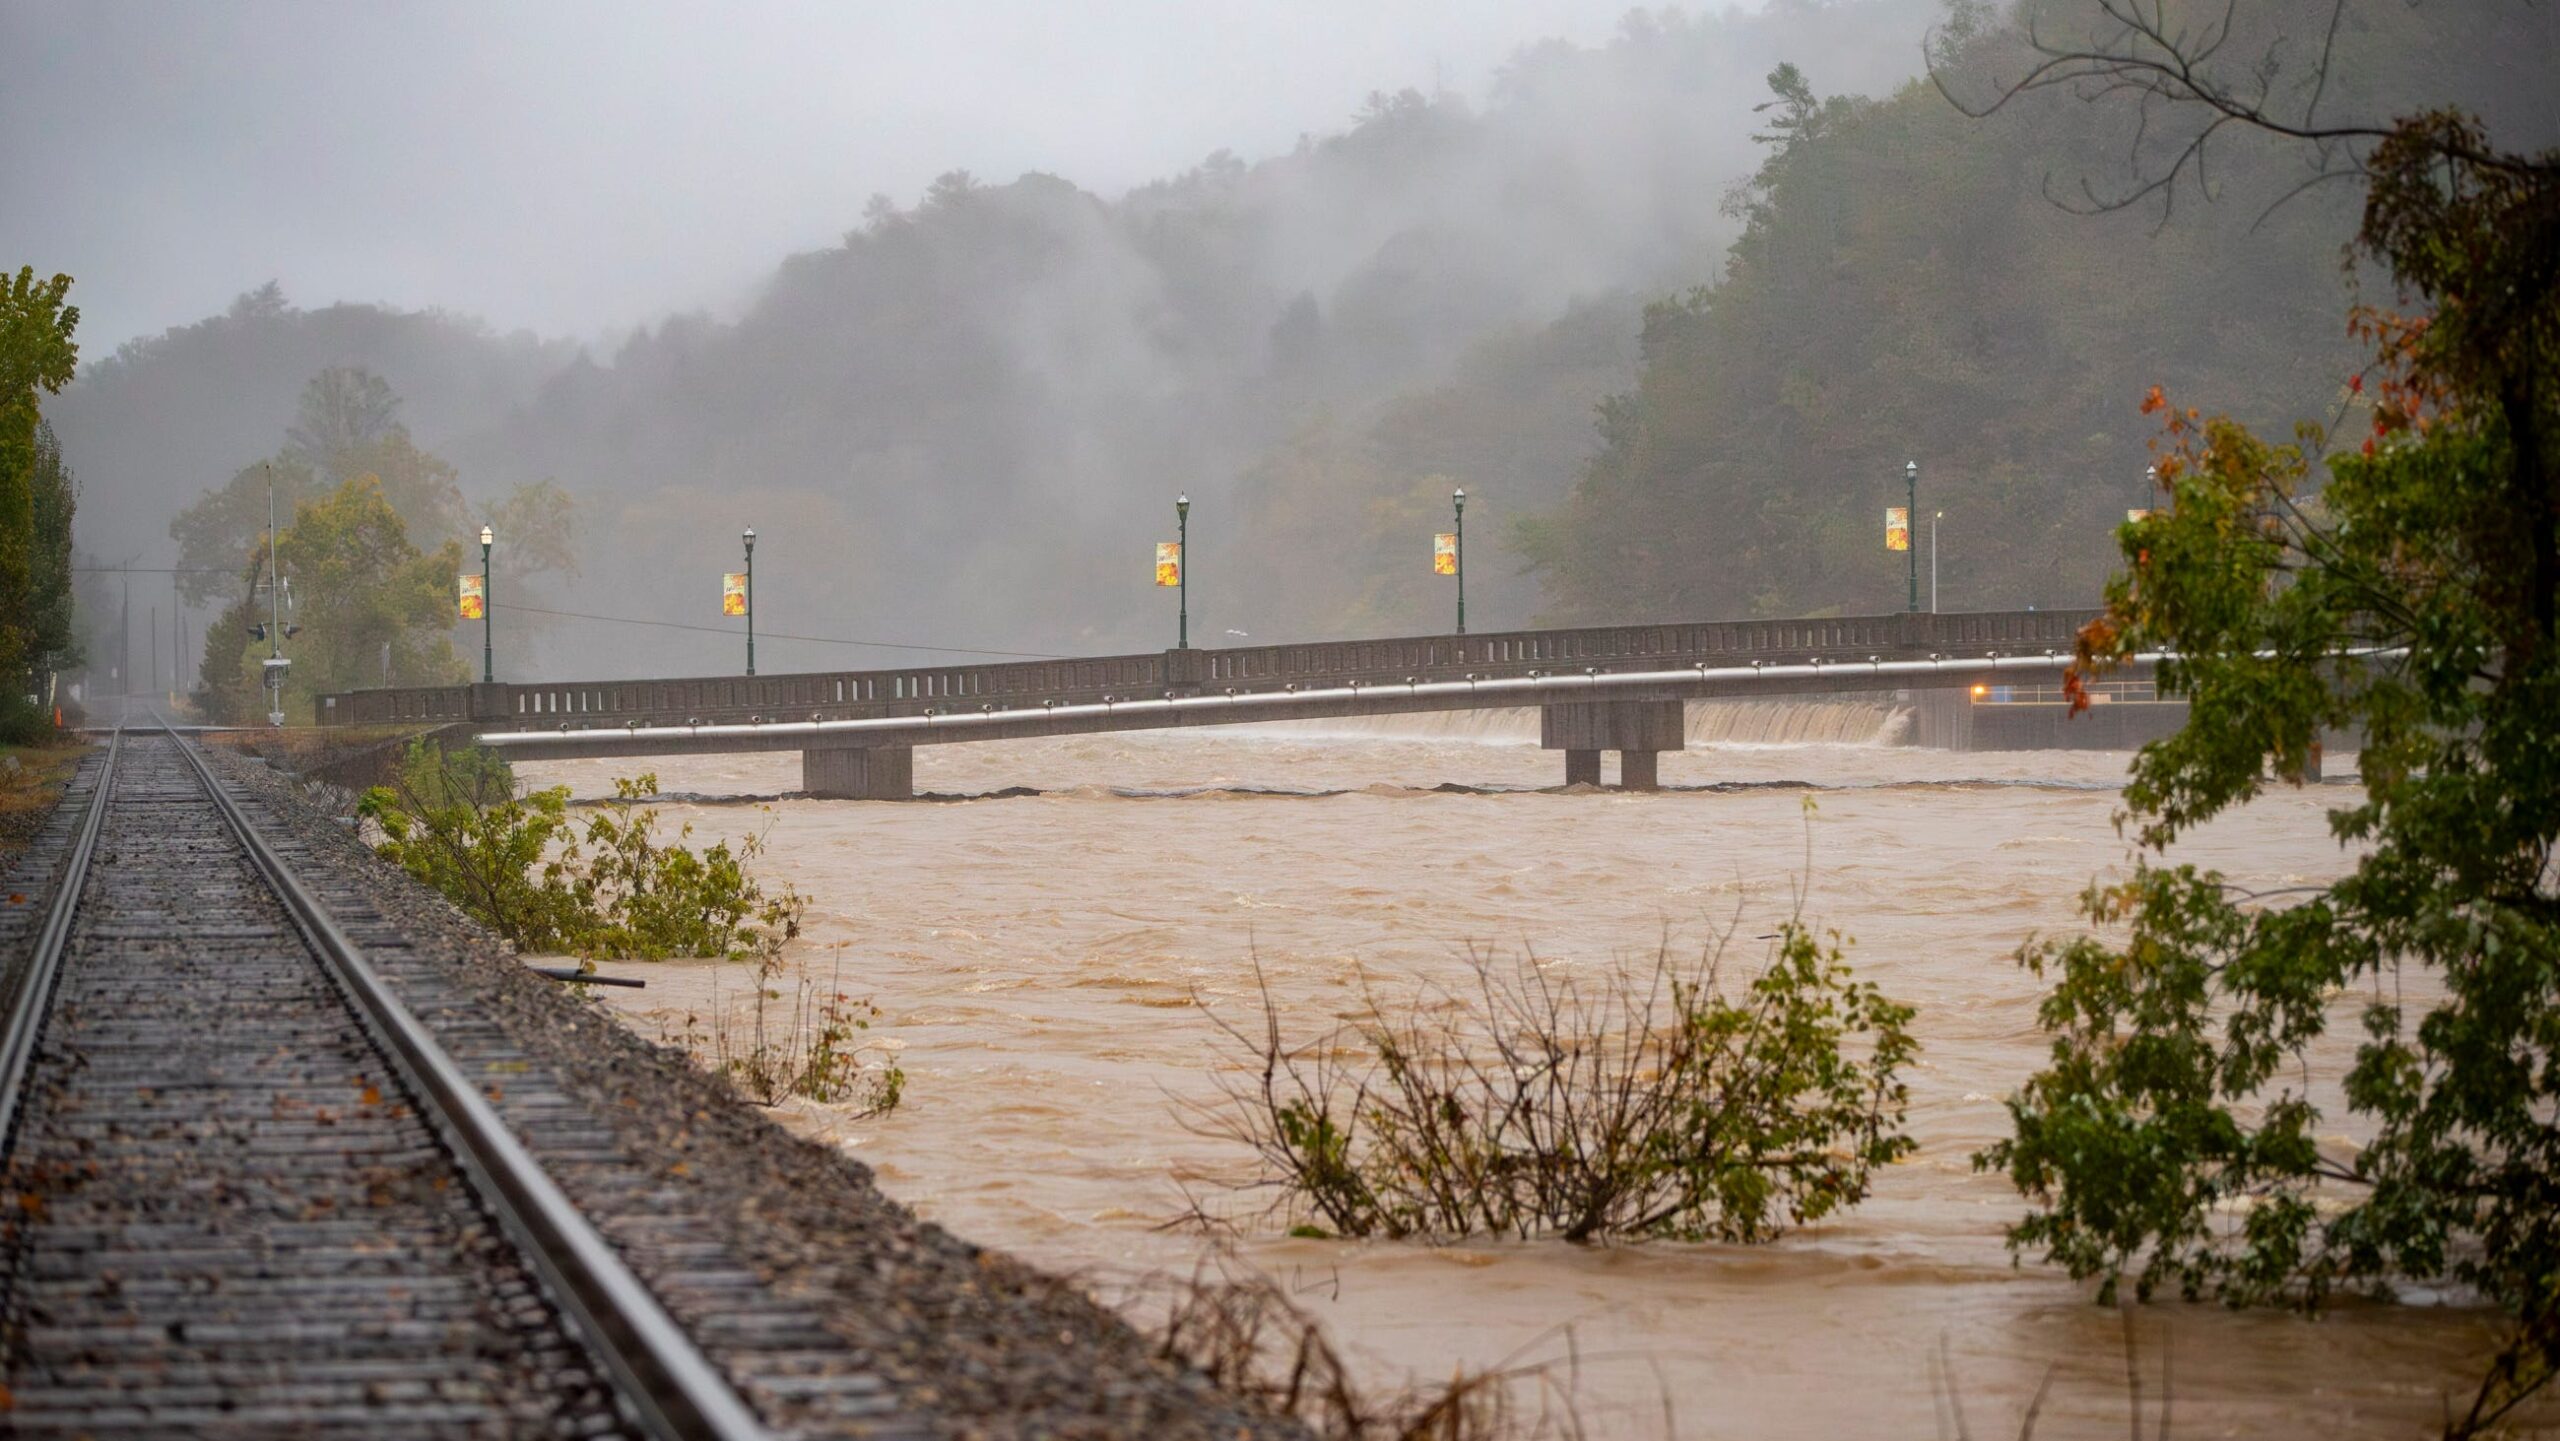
[1930,511,1943,614]
[742,528,757,676]
[1175,494,1190,650]
[265,465,287,726]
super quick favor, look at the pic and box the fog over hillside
[36,1,1940,677]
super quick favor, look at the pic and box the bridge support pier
[1905,688,1975,750]
[802,745,913,800]
[1544,699,1682,791]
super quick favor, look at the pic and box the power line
[490,601,1072,661]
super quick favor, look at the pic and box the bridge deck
[322,609,2101,745]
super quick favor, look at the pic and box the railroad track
[0,726,918,1438]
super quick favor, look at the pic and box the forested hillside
[49,3,1936,673]
[1517,0,2560,620]
[47,0,2559,683]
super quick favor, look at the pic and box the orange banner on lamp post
[1155,542,1181,587]
[1433,532,1457,575]
[458,573,485,620]
[1886,506,1911,552]
[722,571,748,616]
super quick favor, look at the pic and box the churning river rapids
[523,703,2527,1439]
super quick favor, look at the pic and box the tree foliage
[195,474,468,722]
[0,267,79,721]
[172,367,476,606]
[1975,75,2560,1441]
[1515,0,2551,623]
[359,742,806,966]
[358,740,588,951]
[174,367,578,710]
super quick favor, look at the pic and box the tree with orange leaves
[1957,11,2560,1434]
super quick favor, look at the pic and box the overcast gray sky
[3,0,1680,354]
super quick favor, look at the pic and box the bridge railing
[315,609,2099,729]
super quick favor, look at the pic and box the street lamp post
[1175,493,1190,650]
[1904,459,1919,614]
[1452,486,1467,635]
[742,528,756,676]
[479,524,494,683]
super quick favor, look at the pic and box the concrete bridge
[316,608,2139,797]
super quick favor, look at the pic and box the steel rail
[0,726,122,1156]
[156,718,770,1441]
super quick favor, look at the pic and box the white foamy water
[528,719,2526,1439]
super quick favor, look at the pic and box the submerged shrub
[1192,925,1917,1243]
[1137,1247,1584,1439]
[661,957,904,1116]
[358,738,586,950]
[575,773,805,964]
[360,740,804,964]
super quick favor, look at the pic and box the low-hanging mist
[45,2,1941,682]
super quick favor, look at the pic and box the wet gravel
[1,737,626,1438]
[197,744,1300,1440]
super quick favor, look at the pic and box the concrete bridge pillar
[1905,688,1975,750]
[1543,699,1682,791]
[802,745,913,800]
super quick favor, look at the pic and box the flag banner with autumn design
[1434,532,1458,575]
[1155,542,1181,587]
[458,573,485,620]
[722,571,748,616]
[1886,506,1910,552]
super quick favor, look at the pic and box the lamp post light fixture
[1175,492,1190,650]
[1904,459,1920,614]
[478,524,494,683]
[742,528,757,677]
[1452,485,1467,635]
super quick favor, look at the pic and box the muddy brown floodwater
[528,705,2531,1439]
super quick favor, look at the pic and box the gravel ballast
[189,742,1303,1440]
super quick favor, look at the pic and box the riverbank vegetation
[1951,6,2560,1435]
[364,738,904,1114]
[359,739,805,964]
[1193,924,1914,1244]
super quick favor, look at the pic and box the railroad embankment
[196,738,1299,1438]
